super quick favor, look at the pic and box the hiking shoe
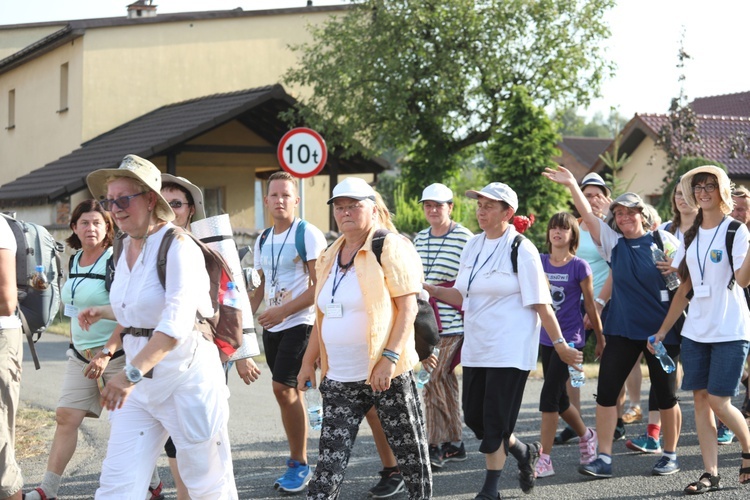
[717,423,735,445]
[441,442,467,462]
[429,444,444,468]
[535,454,555,478]
[274,459,312,493]
[652,455,680,475]
[622,406,642,424]
[149,482,165,500]
[517,441,541,493]
[579,428,598,464]
[578,457,612,479]
[626,433,662,454]
[554,426,578,445]
[613,424,626,442]
[368,469,405,498]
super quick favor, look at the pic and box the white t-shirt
[454,227,551,370]
[0,217,21,329]
[317,261,370,382]
[254,219,327,332]
[673,218,750,343]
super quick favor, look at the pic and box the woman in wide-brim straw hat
[653,164,750,494]
[83,154,238,498]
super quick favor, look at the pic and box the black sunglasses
[168,200,193,209]
[100,191,148,211]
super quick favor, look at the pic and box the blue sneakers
[717,423,735,445]
[274,459,313,493]
[652,455,680,476]
[578,457,612,478]
[626,433,662,454]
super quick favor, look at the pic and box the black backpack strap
[726,220,741,290]
[258,227,273,253]
[511,234,525,274]
[652,229,664,251]
[371,228,390,266]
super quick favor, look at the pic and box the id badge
[64,304,79,318]
[693,284,711,298]
[326,302,343,318]
[660,290,669,302]
[268,285,278,298]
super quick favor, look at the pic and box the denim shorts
[681,337,750,397]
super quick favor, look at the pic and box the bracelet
[595,298,607,307]
[382,349,400,364]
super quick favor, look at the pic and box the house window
[203,187,224,217]
[59,63,69,112]
[6,89,15,129]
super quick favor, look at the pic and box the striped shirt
[413,223,473,336]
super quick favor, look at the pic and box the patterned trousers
[423,335,463,445]
[307,372,432,500]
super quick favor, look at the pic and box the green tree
[486,86,568,247]
[285,0,615,198]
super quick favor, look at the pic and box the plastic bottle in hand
[30,265,49,291]
[650,243,681,290]
[416,347,440,389]
[567,342,585,388]
[305,381,323,430]
[223,281,240,308]
[649,335,676,373]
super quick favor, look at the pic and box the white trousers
[96,345,237,499]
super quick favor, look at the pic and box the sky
[2,0,749,122]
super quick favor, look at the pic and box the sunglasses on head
[100,191,147,211]
[168,200,193,209]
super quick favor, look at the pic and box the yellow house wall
[617,135,669,200]
[80,12,329,143]
[0,38,84,185]
[0,25,66,59]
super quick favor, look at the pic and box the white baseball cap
[419,183,454,203]
[327,177,377,204]
[465,182,518,211]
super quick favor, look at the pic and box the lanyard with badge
[466,234,503,297]
[64,251,106,318]
[267,219,295,305]
[326,245,360,318]
[424,222,455,279]
[694,216,726,298]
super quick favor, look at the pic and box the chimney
[307,1,313,6]
[127,1,157,19]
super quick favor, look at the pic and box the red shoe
[149,482,165,500]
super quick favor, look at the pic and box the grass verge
[16,406,55,460]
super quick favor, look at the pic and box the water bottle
[305,381,323,430]
[567,342,585,388]
[416,347,440,389]
[650,243,681,291]
[223,281,240,308]
[30,265,49,290]
[649,335,676,373]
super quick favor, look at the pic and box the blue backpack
[257,219,309,270]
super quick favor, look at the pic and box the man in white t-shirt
[0,216,23,500]
[251,171,327,493]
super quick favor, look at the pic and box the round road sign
[277,127,328,178]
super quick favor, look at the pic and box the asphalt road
[17,334,750,499]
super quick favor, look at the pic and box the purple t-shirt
[539,255,592,349]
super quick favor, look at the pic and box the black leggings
[538,345,572,414]
[596,335,680,409]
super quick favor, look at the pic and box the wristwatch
[553,337,566,346]
[124,364,143,384]
[595,298,607,307]
[101,347,113,358]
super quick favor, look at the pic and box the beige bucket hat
[679,165,734,215]
[161,173,206,221]
[86,154,175,222]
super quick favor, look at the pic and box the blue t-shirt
[540,255,591,348]
[598,224,680,345]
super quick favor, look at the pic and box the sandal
[741,452,750,485]
[149,481,165,500]
[22,488,56,500]
[684,472,721,495]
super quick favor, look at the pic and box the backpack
[1,213,64,370]
[113,227,243,360]
[67,250,115,291]
[510,234,526,273]
[371,229,440,361]
[258,219,309,272]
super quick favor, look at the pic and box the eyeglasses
[693,184,718,193]
[100,191,147,211]
[674,192,685,199]
[334,203,365,214]
[168,200,193,209]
